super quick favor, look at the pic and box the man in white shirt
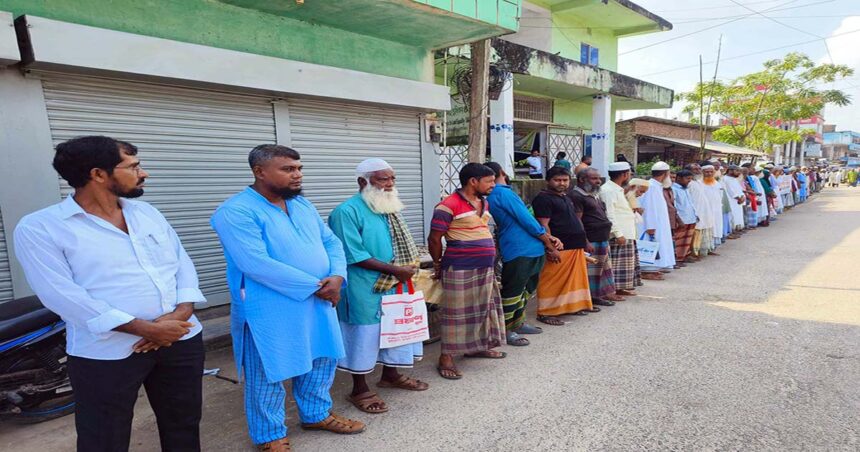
[14,136,206,452]
[527,149,544,179]
[599,162,638,295]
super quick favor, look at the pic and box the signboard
[442,95,469,146]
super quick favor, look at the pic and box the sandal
[302,412,366,434]
[505,331,530,346]
[537,315,566,326]
[464,350,507,359]
[584,307,601,313]
[346,391,389,414]
[376,375,429,391]
[437,365,462,380]
[259,437,291,452]
[513,324,543,335]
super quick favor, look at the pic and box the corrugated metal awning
[641,135,766,157]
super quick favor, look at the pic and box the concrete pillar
[591,94,612,176]
[788,139,796,166]
[489,72,514,176]
[0,69,62,298]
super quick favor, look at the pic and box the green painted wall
[550,17,618,72]
[0,0,434,81]
[423,0,521,30]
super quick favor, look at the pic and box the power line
[651,0,791,13]
[619,0,805,55]
[635,27,860,78]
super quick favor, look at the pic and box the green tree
[678,53,853,153]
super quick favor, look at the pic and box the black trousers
[67,333,205,452]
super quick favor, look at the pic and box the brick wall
[615,121,637,164]
[633,121,713,141]
[615,119,715,166]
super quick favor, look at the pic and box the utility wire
[651,0,791,13]
[619,0,804,55]
[635,27,860,77]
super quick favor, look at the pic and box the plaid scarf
[373,211,420,293]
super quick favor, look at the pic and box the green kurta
[328,194,393,325]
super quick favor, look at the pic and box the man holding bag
[329,159,429,415]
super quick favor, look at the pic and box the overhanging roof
[641,135,766,157]
[491,39,674,109]
[538,0,672,36]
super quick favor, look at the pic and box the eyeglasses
[114,164,143,174]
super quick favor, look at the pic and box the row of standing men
[11,136,817,451]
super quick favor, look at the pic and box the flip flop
[537,315,566,325]
[584,307,601,313]
[436,365,463,380]
[376,375,429,391]
[505,331,530,347]
[514,324,543,335]
[346,391,389,414]
[464,350,508,359]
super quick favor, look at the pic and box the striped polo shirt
[431,191,496,270]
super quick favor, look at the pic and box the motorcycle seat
[0,296,61,344]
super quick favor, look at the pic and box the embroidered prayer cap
[356,158,393,177]
[608,162,631,172]
[651,161,670,171]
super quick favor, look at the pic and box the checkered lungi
[633,240,642,286]
[609,239,636,291]
[672,223,696,261]
[587,241,617,298]
[441,266,506,355]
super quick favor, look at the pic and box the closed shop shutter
[287,99,425,239]
[0,206,13,303]
[40,74,277,305]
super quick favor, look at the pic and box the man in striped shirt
[428,163,507,380]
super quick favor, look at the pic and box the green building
[0,0,522,305]
[438,0,674,185]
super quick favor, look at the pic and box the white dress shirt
[599,180,637,240]
[14,196,205,360]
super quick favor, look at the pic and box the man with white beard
[328,158,428,414]
[722,165,746,236]
[700,164,725,251]
[684,163,715,260]
[638,161,676,278]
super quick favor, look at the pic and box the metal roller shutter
[0,206,13,303]
[40,73,277,305]
[287,99,425,240]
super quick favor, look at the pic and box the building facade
[0,0,522,305]
[437,0,674,183]
[616,116,764,169]
[822,130,860,162]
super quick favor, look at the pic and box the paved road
[3,187,859,451]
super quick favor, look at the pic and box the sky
[616,0,860,131]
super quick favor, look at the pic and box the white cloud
[821,16,860,131]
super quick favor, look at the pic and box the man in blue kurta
[328,158,428,415]
[210,145,365,451]
[484,162,560,347]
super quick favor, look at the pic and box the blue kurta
[210,187,347,382]
[327,194,393,326]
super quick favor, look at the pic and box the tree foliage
[678,53,854,151]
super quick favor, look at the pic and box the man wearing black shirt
[531,167,597,326]
[569,168,624,305]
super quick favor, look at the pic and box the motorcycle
[0,296,74,423]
